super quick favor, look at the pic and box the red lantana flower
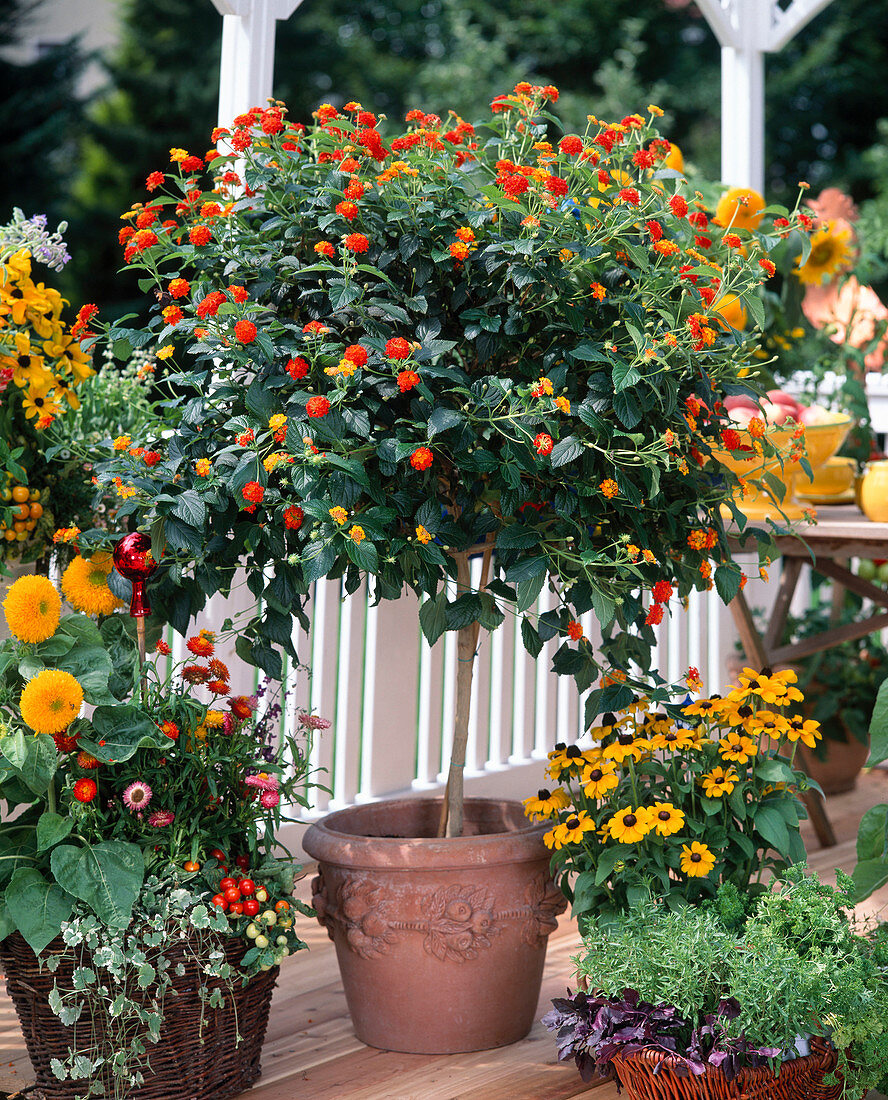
[669,195,689,218]
[409,447,433,471]
[234,319,257,344]
[189,225,212,246]
[651,581,673,603]
[343,344,369,366]
[645,604,665,626]
[284,505,304,530]
[306,395,331,418]
[242,481,265,503]
[287,357,309,379]
[398,369,420,392]
[343,233,369,253]
[385,337,411,359]
[534,433,554,456]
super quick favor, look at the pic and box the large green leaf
[851,857,888,904]
[856,804,888,863]
[53,645,115,706]
[36,811,74,853]
[753,804,790,855]
[868,677,888,765]
[5,868,72,955]
[0,731,57,794]
[78,705,169,764]
[50,842,144,928]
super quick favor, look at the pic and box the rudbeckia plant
[0,214,94,565]
[526,667,818,922]
[88,82,809,835]
[0,572,322,1098]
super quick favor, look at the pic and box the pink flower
[245,772,279,792]
[260,790,280,809]
[298,712,332,730]
[802,276,888,370]
[147,810,175,827]
[122,781,153,811]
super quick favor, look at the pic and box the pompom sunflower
[20,669,84,734]
[61,551,124,616]
[2,574,61,643]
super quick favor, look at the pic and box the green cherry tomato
[245,923,260,939]
[254,934,269,949]
[261,910,277,926]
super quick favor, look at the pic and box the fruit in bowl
[714,395,853,523]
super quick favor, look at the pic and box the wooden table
[728,504,888,848]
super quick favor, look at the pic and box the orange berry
[11,486,29,503]
[28,502,43,518]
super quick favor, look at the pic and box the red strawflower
[287,357,310,379]
[534,433,554,456]
[230,695,254,720]
[669,195,689,218]
[155,640,172,655]
[306,395,331,418]
[53,733,79,754]
[182,664,211,684]
[189,225,212,246]
[207,679,229,696]
[410,446,433,471]
[234,319,257,344]
[187,635,215,657]
[284,505,304,530]
[398,369,420,392]
[385,337,411,360]
[242,481,265,504]
[73,778,97,804]
[208,657,230,682]
[343,233,369,253]
[161,720,180,740]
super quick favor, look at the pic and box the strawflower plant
[0,572,321,1097]
[526,666,817,921]
[84,83,811,832]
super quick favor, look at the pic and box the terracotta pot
[303,797,566,1054]
[798,731,870,795]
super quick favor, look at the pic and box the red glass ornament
[112,532,157,617]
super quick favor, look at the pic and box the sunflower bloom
[523,786,571,822]
[795,221,854,285]
[61,552,123,617]
[607,806,653,844]
[680,841,716,878]
[3,574,61,642]
[20,669,84,734]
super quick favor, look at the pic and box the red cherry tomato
[243,899,260,917]
[211,894,227,910]
[238,878,256,896]
[235,854,250,871]
[210,848,227,861]
[219,877,237,891]
[223,886,241,904]
[183,861,200,872]
[274,900,291,913]
[229,901,244,915]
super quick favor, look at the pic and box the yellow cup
[859,461,888,523]
[797,456,856,501]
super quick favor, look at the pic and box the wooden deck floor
[4,770,888,1100]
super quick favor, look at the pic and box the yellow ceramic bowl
[797,456,856,502]
[712,415,854,522]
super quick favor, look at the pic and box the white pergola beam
[768,0,837,52]
[694,0,740,49]
[211,0,304,128]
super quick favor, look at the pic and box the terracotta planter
[303,797,566,1054]
[798,732,870,795]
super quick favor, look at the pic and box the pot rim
[303,796,551,870]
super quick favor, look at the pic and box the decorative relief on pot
[313,870,566,960]
[418,885,498,962]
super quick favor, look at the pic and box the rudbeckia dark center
[691,852,702,862]
[537,788,550,801]
[566,817,579,829]
[588,769,603,782]
[658,810,671,821]
[623,813,637,826]
[565,745,582,759]
[618,732,634,745]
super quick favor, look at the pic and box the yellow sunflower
[700,766,739,798]
[20,669,83,734]
[61,552,124,617]
[523,786,571,822]
[543,810,597,850]
[795,221,854,285]
[607,806,653,844]
[714,186,765,231]
[649,801,685,837]
[680,841,717,878]
[3,574,61,643]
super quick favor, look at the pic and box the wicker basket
[0,929,278,1100]
[611,1040,850,1100]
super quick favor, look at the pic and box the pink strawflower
[122,780,153,812]
[260,790,280,809]
[147,810,175,827]
[245,772,279,792]
[298,712,332,730]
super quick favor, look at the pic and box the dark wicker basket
[611,1040,851,1100]
[0,929,278,1100]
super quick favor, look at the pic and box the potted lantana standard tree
[0,571,320,1099]
[85,81,807,1051]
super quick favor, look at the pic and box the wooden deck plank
[3,770,888,1100]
